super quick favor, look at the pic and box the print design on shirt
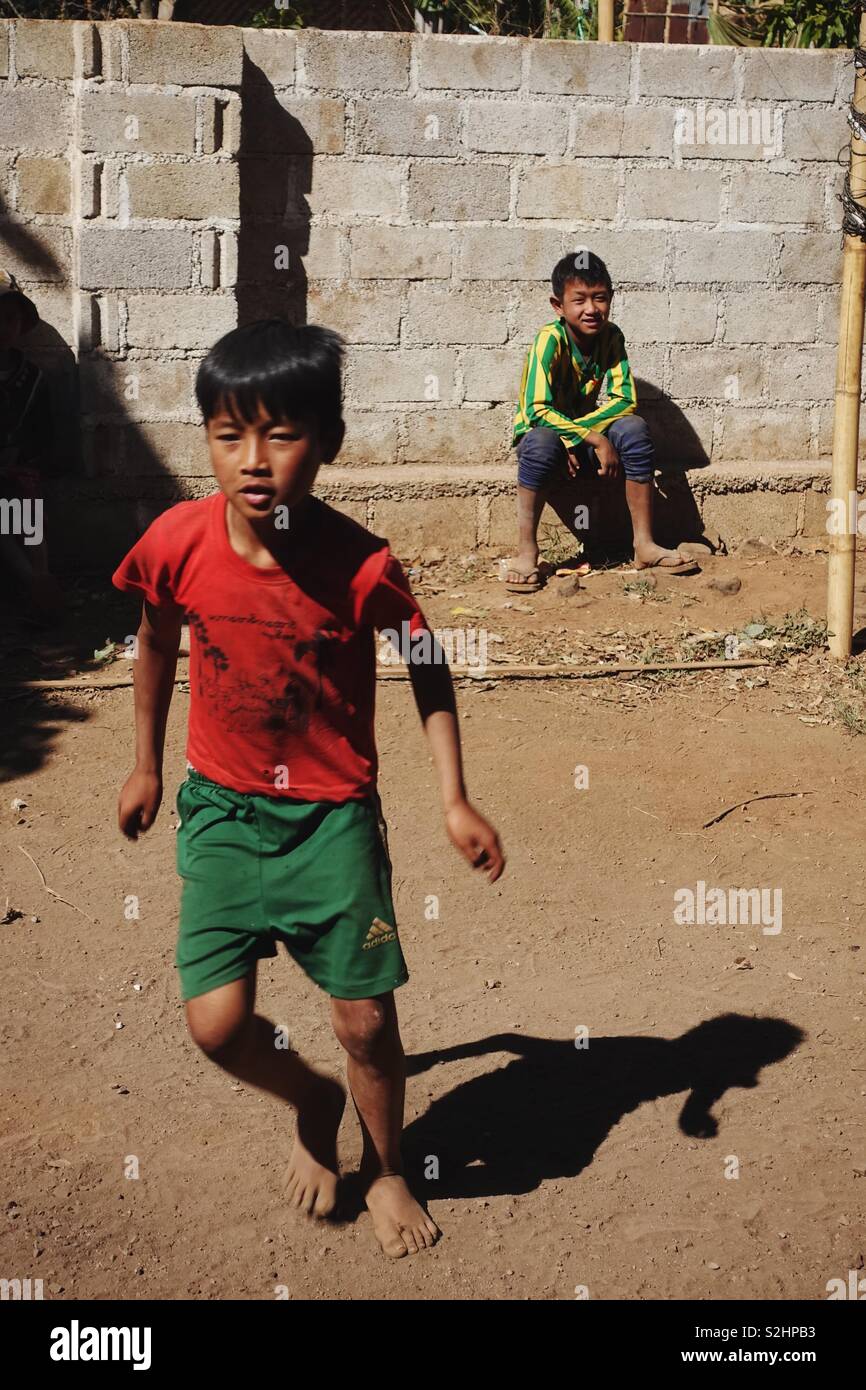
[186,609,349,736]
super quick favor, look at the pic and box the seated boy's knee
[522,427,565,462]
[331,996,394,1063]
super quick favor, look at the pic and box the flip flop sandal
[504,568,543,593]
[623,557,700,577]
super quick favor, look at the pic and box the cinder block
[801,486,835,533]
[528,38,630,97]
[340,410,399,465]
[700,490,798,543]
[408,163,509,221]
[242,95,345,154]
[462,347,522,402]
[355,98,461,157]
[81,357,196,418]
[617,290,717,345]
[350,226,452,280]
[510,283,558,343]
[639,45,735,100]
[769,346,835,401]
[674,104,779,161]
[0,87,70,152]
[403,406,511,463]
[242,28,296,86]
[729,170,823,225]
[714,407,813,461]
[816,287,840,345]
[817,405,866,457]
[458,227,564,282]
[80,229,195,290]
[237,224,343,281]
[15,18,75,80]
[723,290,817,344]
[125,422,211,477]
[126,162,239,220]
[125,19,243,87]
[571,105,676,159]
[591,230,667,284]
[642,401,713,463]
[779,233,843,285]
[349,348,456,405]
[516,165,618,220]
[126,293,236,350]
[373,496,476,556]
[467,100,568,155]
[2,228,70,282]
[741,48,838,103]
[672,231,775,284]
[16,157,70,215]
[631,345,665,397]
[307,282,402,344]
[299,30,409,92]
[624,168,721,222]
[668,347,764,400]
[80,91,198,155]
[405,283,508,346]
[783,107,849,161]
[0,21,8,78]
[95,21,123,81]
[307,159,403,217]
[416,34,521,92]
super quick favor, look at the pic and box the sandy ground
[1,544,865,1301]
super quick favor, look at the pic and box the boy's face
[206,395,343,525]
[551,279,612,339]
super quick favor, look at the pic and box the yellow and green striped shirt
[512,318,637,449]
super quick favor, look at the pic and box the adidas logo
[362,917,397,950]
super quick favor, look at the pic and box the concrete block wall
[0,18,855,561]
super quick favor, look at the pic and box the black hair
[195,318,344,431]
[551,251,613,300]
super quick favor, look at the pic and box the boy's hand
[445,800,505,882]
[118,768,163,840]
[592,434,620,478]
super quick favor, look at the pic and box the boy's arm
[118,598,183,840]
[407,655,505,883]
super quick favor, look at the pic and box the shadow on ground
[402,1012,804,1199]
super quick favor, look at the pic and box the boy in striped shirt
[505,251,696,591]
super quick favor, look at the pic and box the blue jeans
[516,415,655,489]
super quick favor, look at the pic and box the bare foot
[502,553,542,591]
[285,1076,345,1219]
[364,1173,440,1258]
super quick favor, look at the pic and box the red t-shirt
[112,492,428,802]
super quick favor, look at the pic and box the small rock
[707,1262,721,1270]
[735,538,774,557]
[421,545,444,564]
[551,574,581,598]
[484,979,501,989]
[10,798,26,812]
[706,576,742,596]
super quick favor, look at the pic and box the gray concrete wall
[0,19,855,559]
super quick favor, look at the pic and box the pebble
[706,576,742,595]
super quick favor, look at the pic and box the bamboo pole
[598,0,615,42]
[828,9,866,659]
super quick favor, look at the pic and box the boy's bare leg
[625,477,687,567]
[331,992,440,1258]
[503,483,547,585]
[186,975,345,1218]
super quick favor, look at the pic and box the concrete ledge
[54,462,858,570]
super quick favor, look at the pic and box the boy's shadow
[402,1013,803,1198]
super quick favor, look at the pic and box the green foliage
[0,1,137,16]
[710,1,861,49]
[413,0,598,39]
[248,1,310,26]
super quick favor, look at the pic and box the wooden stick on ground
[1,657,770,693]
[701,790,814,830]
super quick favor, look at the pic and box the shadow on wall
[546,383,710,562]
[1,53,314,779]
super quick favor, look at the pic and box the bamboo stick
[598,0,615,42]
[828,9,866,659]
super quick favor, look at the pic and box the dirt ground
[1,541,865,1301]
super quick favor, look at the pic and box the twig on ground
[701,791,814,830]
[18,847,96,921]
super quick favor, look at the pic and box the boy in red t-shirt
[113,319,504,1258]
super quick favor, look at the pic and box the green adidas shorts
[175,769,408,1003]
